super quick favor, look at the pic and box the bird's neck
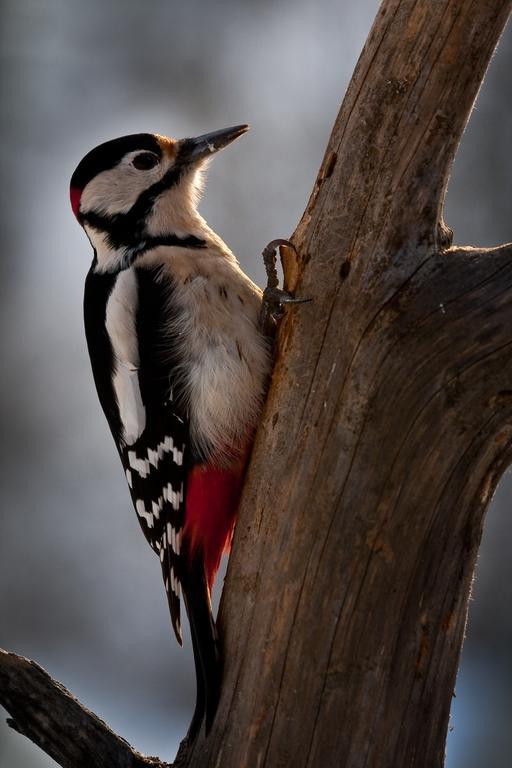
[87,206,236,274]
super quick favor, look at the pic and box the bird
[69,125,272,739]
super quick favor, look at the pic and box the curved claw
[279,294,312,305]
[260,239,311,337]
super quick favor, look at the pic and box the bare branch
[0,649,170,768]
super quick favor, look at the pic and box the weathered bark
[1,1,511,767]
[0,650,168,768]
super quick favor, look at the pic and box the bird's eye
[132,152,159,170]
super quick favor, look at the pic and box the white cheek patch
[80,151,173,217]
[81,167,144,216]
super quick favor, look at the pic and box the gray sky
[0,2,510,766]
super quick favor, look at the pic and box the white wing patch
[114,363,146,445]
[105,270,146,445]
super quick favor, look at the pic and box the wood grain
[0,649,169,768]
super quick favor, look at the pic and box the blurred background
[0,1,510,766]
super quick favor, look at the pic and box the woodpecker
[70,125,271,738]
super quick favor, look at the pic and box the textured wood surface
[0,649,168,767]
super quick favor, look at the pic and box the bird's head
[70,125,249,268]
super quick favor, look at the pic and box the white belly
[161,260,270,464]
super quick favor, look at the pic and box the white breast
[158,251,271,465]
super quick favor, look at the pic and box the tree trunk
[1,2,511,767]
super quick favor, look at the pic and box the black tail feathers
[182,552,221,741]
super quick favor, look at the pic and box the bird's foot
[259,239,311,337]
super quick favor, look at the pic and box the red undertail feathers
[184,461,245,590]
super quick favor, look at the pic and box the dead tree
[1,1,511,766]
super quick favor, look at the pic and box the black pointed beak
[178,124,249,164]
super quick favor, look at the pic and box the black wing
[84,262,189,644]
[84,262,219,731]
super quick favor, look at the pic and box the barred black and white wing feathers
[120,407,187,645]
[84,262,189,645]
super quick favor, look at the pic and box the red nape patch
[184,462,246,590]
[70,186,82,218]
